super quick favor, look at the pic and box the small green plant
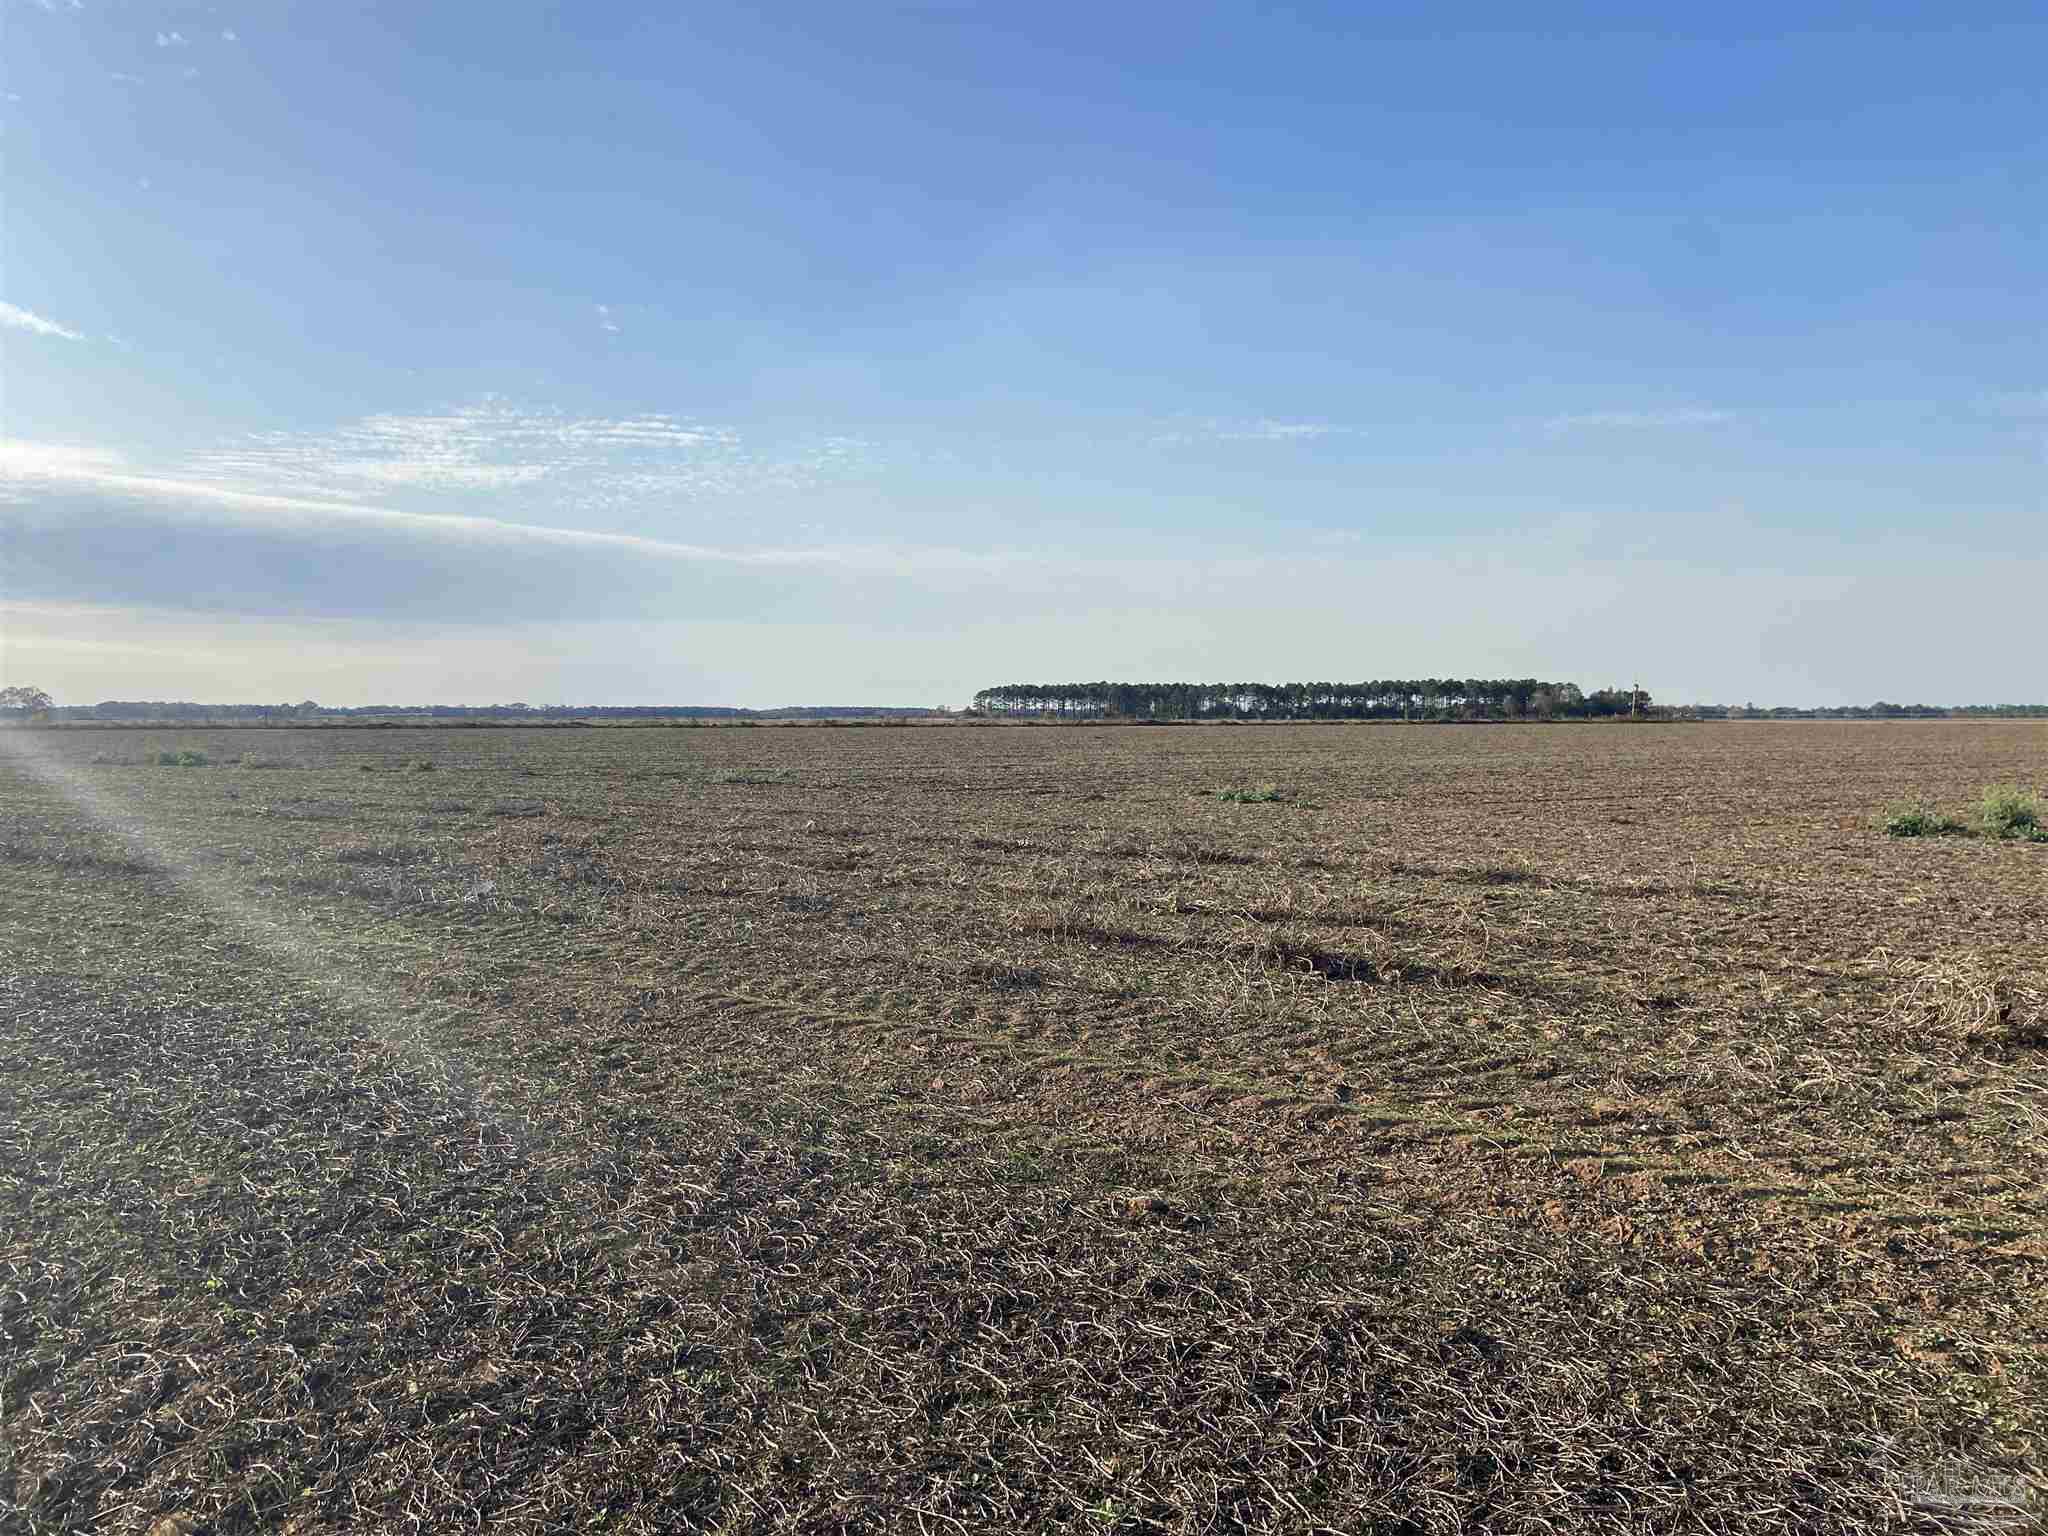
[1218,783,1283,803]
[1974,784,2042,840]
[155,749,209,767]
[1882,800,1964,837]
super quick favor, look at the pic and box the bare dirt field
[4,720,2044,1534]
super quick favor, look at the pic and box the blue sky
[2,2,2042,706]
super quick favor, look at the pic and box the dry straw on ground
[4,720,2044,1534]
[1896,954,2048,1047]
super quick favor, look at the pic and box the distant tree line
[759,705,949,719]
[22,699,945,723]
[969,683,2048,722]
[969,680,1647,720]
[9,685,2043,725]
[45,700,744,721]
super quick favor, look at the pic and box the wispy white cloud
[596,303,620,334]
[1150,417,1347,447]
[222,28,239,42]
[0,300,85,341]
[2,455,746,562]
[1540,407,1733,435]
[0,440,122,485]
[186,403,738,495]
[176,398,880,511]
[1229,419,1338,442]
[155,29,187,47]
[0,437,994,573]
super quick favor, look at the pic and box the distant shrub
[1975,784,2042,840]
[1883,800,1966,838]
[408,757,436,773]
[155,749,209,767]
[1219,783,1283,803]
[1882,787,2046,841]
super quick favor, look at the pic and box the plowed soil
[4,721,2043,1534]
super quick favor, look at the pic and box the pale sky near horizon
[2,2,2042,708]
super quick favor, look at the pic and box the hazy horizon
[4,4,2042,709]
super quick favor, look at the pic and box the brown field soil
[3,721,2044,1534]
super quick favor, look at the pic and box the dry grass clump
[272,798,352,820]
[963,958,1046,989]
[332,841,438,868]
[0,830,155,876]
[1895,954,2047,1047]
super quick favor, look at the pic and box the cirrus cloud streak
[0,437,1031,627]
[1,301,86,341]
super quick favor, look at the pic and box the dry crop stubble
[2,719,2044,1533]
